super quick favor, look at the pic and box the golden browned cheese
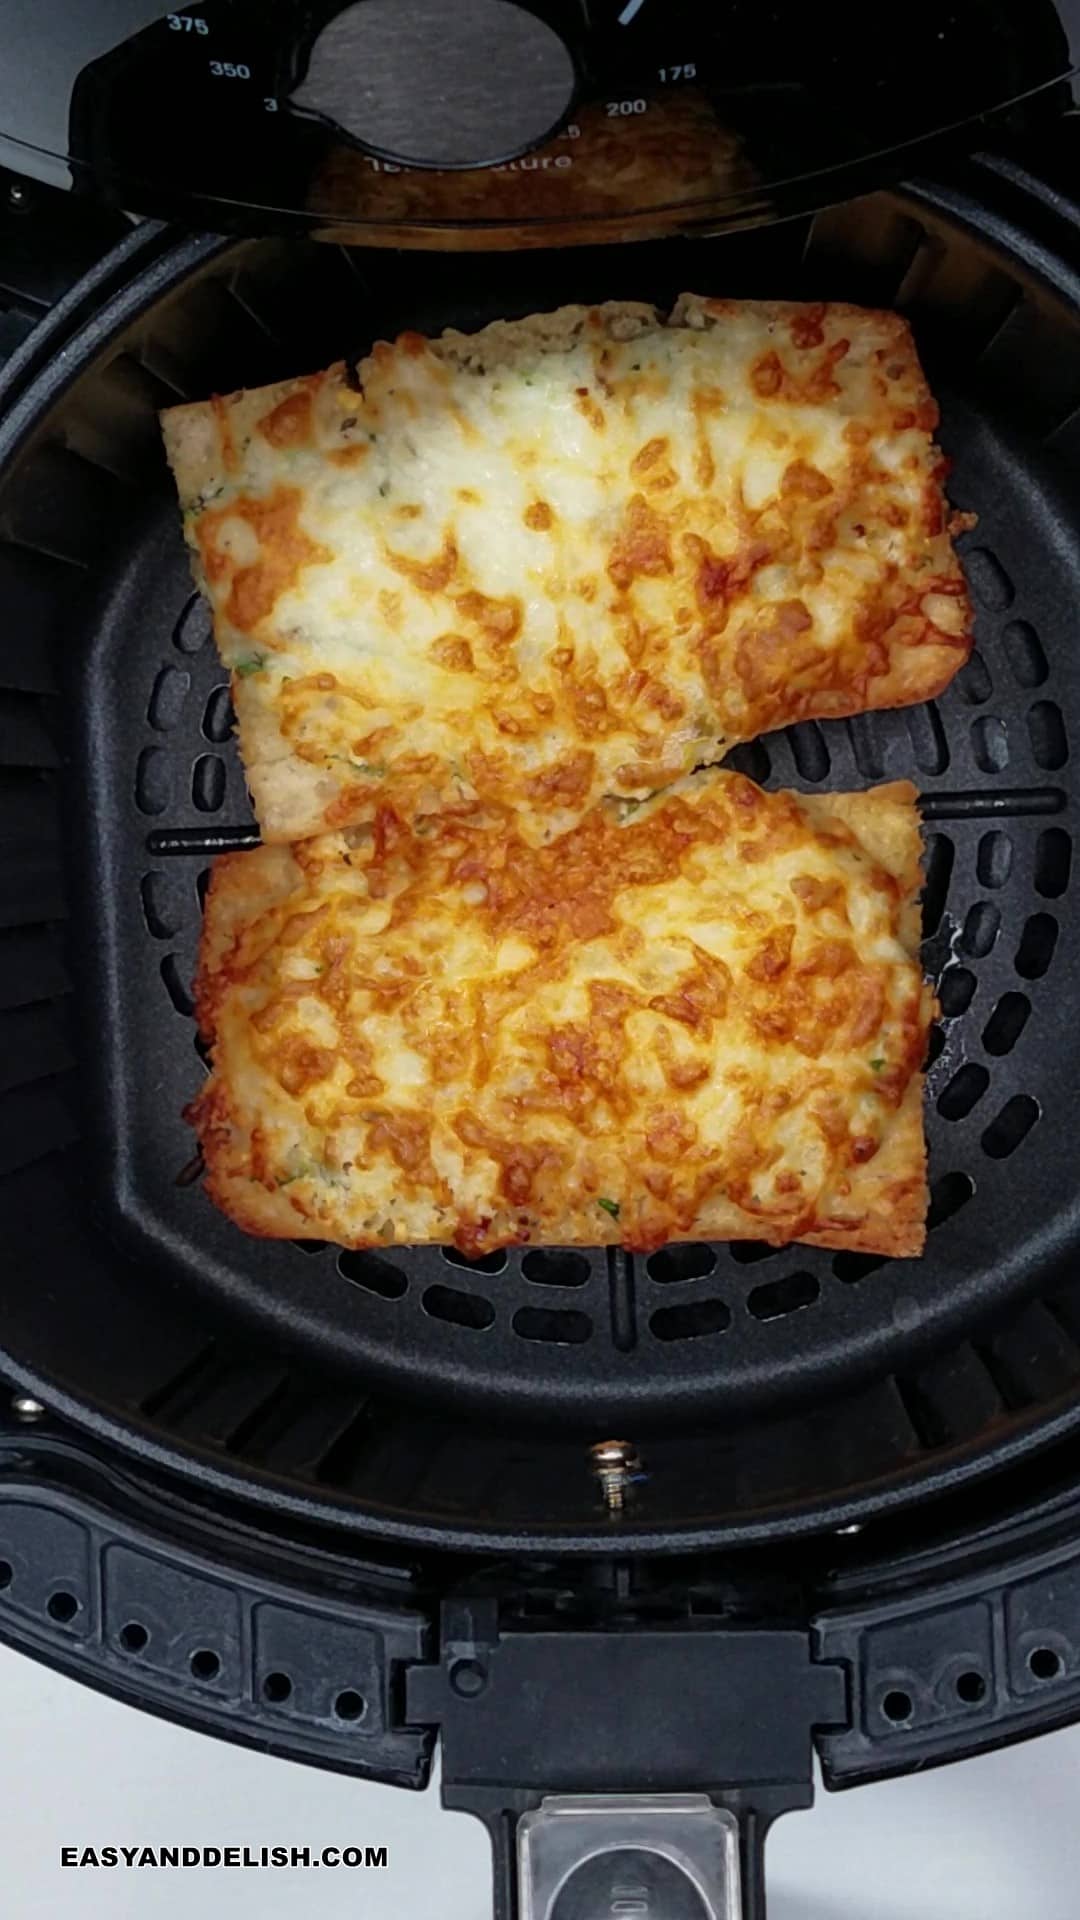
[161,295,973,847]
[189,771,933,1258]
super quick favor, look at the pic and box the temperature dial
[288,0,579,169]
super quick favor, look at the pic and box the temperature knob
[288,0,578,169]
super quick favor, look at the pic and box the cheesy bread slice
[189,771,933,1258]
[162,296,972,846]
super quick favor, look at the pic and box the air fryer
[4,5,1080,1918]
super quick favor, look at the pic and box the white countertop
[3,1639,1078,1918]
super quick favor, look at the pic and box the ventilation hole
[927,1170,976,1231]
[334,1689,366,1721]
[728,1241,781,1265]
[174,591,211,654]
[1003,619,1048,689]
[724,739,770,782]
[964,547,1014,610]
[160,953,194,1018]
[294,1239,330,1256]
[649,1299,730,1341]
[1035,827,1072,899]
[202,684,235,744]
[337,1251,408,1299]
[647,1243,717,1283]
[119,1621,148,1652]
[140,871,178,940]
[960,901,1000,958]
[196,867,212,911]
[521,1250,590,1287]
[956,1670,986,1704]
[921,834,955,937]
[147,664,191,732]
[982,991,1031,1057]
[976,830,1012,890]
[785,720,830,782]
[905,702,949,775]
[190,1648,220,1681]
[1015,912,1058,980]
[1028,701,1068,771]
[938,966,976,1018]
[512,1306,593,1344]
[0,1561,12,1591]
[982,1094,1040,1160]
[193,1030,211,1071]
[747,1270,819,1321]
[422,1283,495,1330]
[135,745,171,815]
[925,1025,946,1068]
[846,713,884,779]
[937,1062,990,1120]
[971,716,1009,773]
[958,649,992,704]
[1029,1647,1063,1681]
[433,1247,509,1280]
[263,1671,292,1703]
[192,753,227,813]
[882,1688,914,1723]
[833,1251,886,1283]
[47,1591,78,1623]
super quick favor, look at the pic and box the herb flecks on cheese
[189,770,932,1259]
[162,298,972,845]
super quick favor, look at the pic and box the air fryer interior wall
[3,169,1080,1550]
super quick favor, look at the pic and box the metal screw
[590,1439,640,1516]
[835,1522,863,1537]
[7,183,28,210]
[449,1659,487,1698]
[11,1396,44,1422]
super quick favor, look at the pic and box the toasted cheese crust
[162,296,972,845]
[189,771,932,1258]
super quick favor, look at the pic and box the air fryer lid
[0,0,1078,240]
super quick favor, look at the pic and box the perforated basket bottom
[75,293,1079,1431]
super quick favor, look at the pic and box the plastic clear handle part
[518,1796,742,1920]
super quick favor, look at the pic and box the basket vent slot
[1028,701,1068,771]
[521,1250,590,1288]
[982,992,1031,1058]
[647,1244,717,1284]
[337,1252,408,1299]
[1002,620,1048,689]
[1015,912,1058,980]
[971,716,1009,773]
[512,1306,592,1345]
[976,830,1012,889]
[441,1245,507,1275]
[747,1271,819,1322]
[649,1299,730,1342]
[981,1095,1040,1161]
[422,1285,495,1331]
[1035,827,1071,899]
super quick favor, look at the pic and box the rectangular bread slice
[188,770,933,1258]
[162,295,973,845]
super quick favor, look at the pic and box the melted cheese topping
[190,772,932,1257]
[162,296,972,846]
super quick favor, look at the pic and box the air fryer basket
[4,161,1080,1551]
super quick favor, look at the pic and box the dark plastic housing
[4,157,1080,1554]
[2,0,1078,241]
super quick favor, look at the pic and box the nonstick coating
[71,211,1080,1428]
[5,174,1080,1549]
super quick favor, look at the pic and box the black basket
[2,162,1080,1558]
